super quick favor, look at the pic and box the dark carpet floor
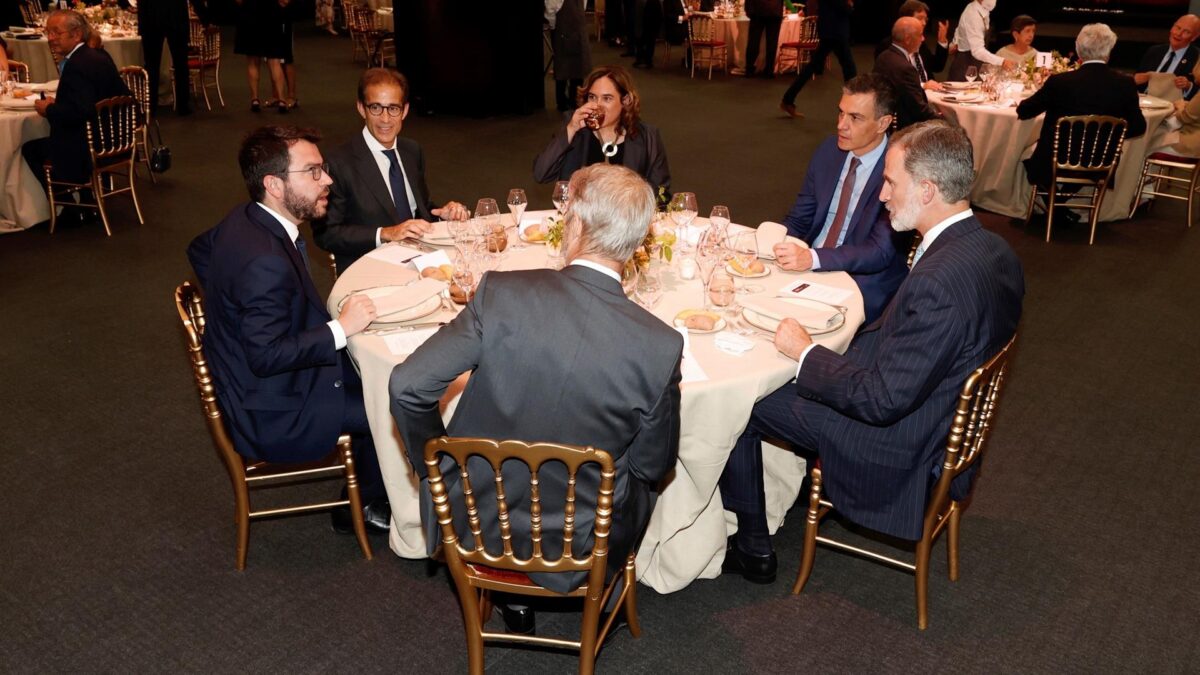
[2,27,1198,674]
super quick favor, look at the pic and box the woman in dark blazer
[533,65,671,193]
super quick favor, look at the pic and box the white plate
[0,98,37,110]
[27,81,59,93]
[673,311,726,334]
[726,262,770,278]
[338,287,442,323]
[741,301,846,337]
[518,229,547,244]
[942,93,985,104]
[1139,98,1172,111]
[942,81,976,91]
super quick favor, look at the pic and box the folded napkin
[371,244,426,267]
[714,331,755,356]
[741,296,840,331]
[27,80,59,93]
[1146,73,1184,103]
[383,328,439,355]
[755,222,807,256]
[348,278,446,318]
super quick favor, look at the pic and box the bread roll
[685,314,716,331]
[523,224,545,241]
[421,267,448,282]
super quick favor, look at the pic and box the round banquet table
[6,34,169,95]
[928,90,1174,222]
[329,212,866,593]
[711,13,802,74]
[0,109,51,232]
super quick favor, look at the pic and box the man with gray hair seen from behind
[1017,23,1146,193]
[389,163,683,635]
[719,120,1024,586]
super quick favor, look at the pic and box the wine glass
[451,251,477,304]
[635,266,664,309]
[730,231,762,294]
[708,268,737,326]
[670,192,698,253]
[965,65,978,85]
[709,205,731,241]
[621,263,639,298]
[694,231,722,310]
[552,180,570,215]
[506,188,527,248]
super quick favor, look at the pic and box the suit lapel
[246,204,328,315]
[351,134,401,222]
[806,145,845,245]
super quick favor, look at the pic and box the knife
[362,321,447,336]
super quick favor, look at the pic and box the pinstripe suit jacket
[792,214,1024,540]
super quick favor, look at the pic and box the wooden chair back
[86,96,138,166]
[119,66,151,124]
[7,60,31,83]
[1051,114,1128,179]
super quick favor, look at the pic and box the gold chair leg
[1188,167,1199,228]
[624,558,642,638]
[947,503,961,582]
[462,590,486,675]
[477,589,493,625]
[578,603,600,675]
[202,66,213,110]
[128,164,145,225]
[1023,187,1037,226]
[215,61,225,108]
[94,174,113,236]
[1044,191,1056,243]
[791,467,823,595]
[1129,161,1151,218]
[234,479,251,571]
[1088,186,1103,245]
[915,538,931,631]
[46,168,57,234]
[340,438,374,561]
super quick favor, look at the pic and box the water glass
[506,188,527,247]
[709,205,731,242]
[552,180,570,214]
[670,192,698,253]
[635,266,664,309]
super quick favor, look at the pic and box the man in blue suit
[187,125,390,534]
[774,73,908,323]
[720,121,1024,584]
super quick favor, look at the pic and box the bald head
[892,16,924,53]
[1169,14,1199,50]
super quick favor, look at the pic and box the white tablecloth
[0,110,50,231]
[329,212,866,593]
[7,35,169,96]
[712,13,802,74]
[928,90,1174,221]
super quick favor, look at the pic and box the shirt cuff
[809,250,822,271]
[375,227,383,247]
[328,319,347,350]
[793,343,818,379]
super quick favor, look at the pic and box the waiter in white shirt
[947,0,1014,81]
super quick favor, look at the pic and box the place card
[1035,51,1052,68]
[776,278,853,305]
[372,244,427,267]
[383,328,440,355]
[411,249,453,272]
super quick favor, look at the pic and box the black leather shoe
[330,497,391,535]
[721,536,777,584]
[499,604,536,635]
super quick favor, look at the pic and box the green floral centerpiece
[1020,50,1077,89]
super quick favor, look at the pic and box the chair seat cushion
[692,40,726,47]
[782,41,819,49]
[1148,151,1200,164]
[187,58,218,67]
[467,563,536,586]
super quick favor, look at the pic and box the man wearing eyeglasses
[187,125,391,536]
[314,68,469,275]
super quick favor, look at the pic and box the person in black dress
[233,0,287,112]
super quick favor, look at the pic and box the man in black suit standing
[187,126,390,534]
[390,163,683,631]
[719,121,1024,584]
[314,68,468,275]
[743,0,783,79]
[138,0,208,116]
[1133,14,1199,101]
[22,10,130,216]
[1017,23,1147,190]
[874,16,941,130]
[780,0,856,118]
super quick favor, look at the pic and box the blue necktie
[382,149,414,222]
[294,236,312,276]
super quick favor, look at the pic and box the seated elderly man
[389,163,683,634]
[874,16,943,130]
[720,121,1024,584]
[1017,23,1147,192]
[873,0,950,87]
[1133,14,1199,100]
[20,10,129,223]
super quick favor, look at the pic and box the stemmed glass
[447,215,471,257]
[635,266,664,309]
[451,250,477,304]
[730,231,762,293]
[965,65,978,85]
[694,230,722,310]
[709,205,731,243]
[475,197,502,252]
[552,180,570,215]
[670,192,698,254]
[506,188,527,248]
[621,263,639,298]
[708,268,738,326]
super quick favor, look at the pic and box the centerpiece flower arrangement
[624,186,677,278]
[1020,51,1077,88]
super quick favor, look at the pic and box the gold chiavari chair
[1023,114,1128,245]
[19,0,41,27]
[118,66,155,183]
[172,19,224,110]
[777,15,819,75]
[1128,151,1200,227]
[174,282,374,570]
[7,60,32,84]
[792,334,1017,630]
[906,232,922,268]
[328,253,339,280]
[425,437,641,675]
[687,14,727,80]
[347,3,386,65]
[45,96,143,236]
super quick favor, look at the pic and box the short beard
[889,196,921,233]
[283,184,326,222]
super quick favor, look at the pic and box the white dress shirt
[257,202,348,349]
[952,1,1005,67]
[570,259,621,283]
[361,126,420,248]
[810,135,889,270]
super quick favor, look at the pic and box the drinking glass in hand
[552,181,570,215]
[670,192,698,253]
[506,188,528,247]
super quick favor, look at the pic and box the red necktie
[822,157,860,248]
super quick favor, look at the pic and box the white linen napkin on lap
[364,278,446,316]
[714,331,754,355]
[741,296,840,331]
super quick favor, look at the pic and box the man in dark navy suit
[1134,14,1200,101]
[720,121,1024,584]
[874,17,941,131]
[774,73,908,323]
[187,126,390,534]
[22,10,130,194]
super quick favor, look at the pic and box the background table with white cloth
[928,91,1174,221]
[711,14,802,74]
[6,35,170,95]
[329,213,866,593]
[0,109,50,232]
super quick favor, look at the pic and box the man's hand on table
[337,294,377,337]
[34,96,54,116]
[772,241,814,272]
[923,80,945,92]
[432,201,469,221]
[381,219,432,242]
[774,318,813,361]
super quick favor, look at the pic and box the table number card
[1035,52,1052,68]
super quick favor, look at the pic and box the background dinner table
[5,32,170,96]
[928,90,1174,222]
[0,106,50,232]
[709,12,802,75]
[328,211,866,593]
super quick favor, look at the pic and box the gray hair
[891,120,975,203]
[48,9,91,40]
[565,164,655,263]
[1075,23,1117,62]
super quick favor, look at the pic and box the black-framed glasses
[364,103,405,117]
[280,163,329,181]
